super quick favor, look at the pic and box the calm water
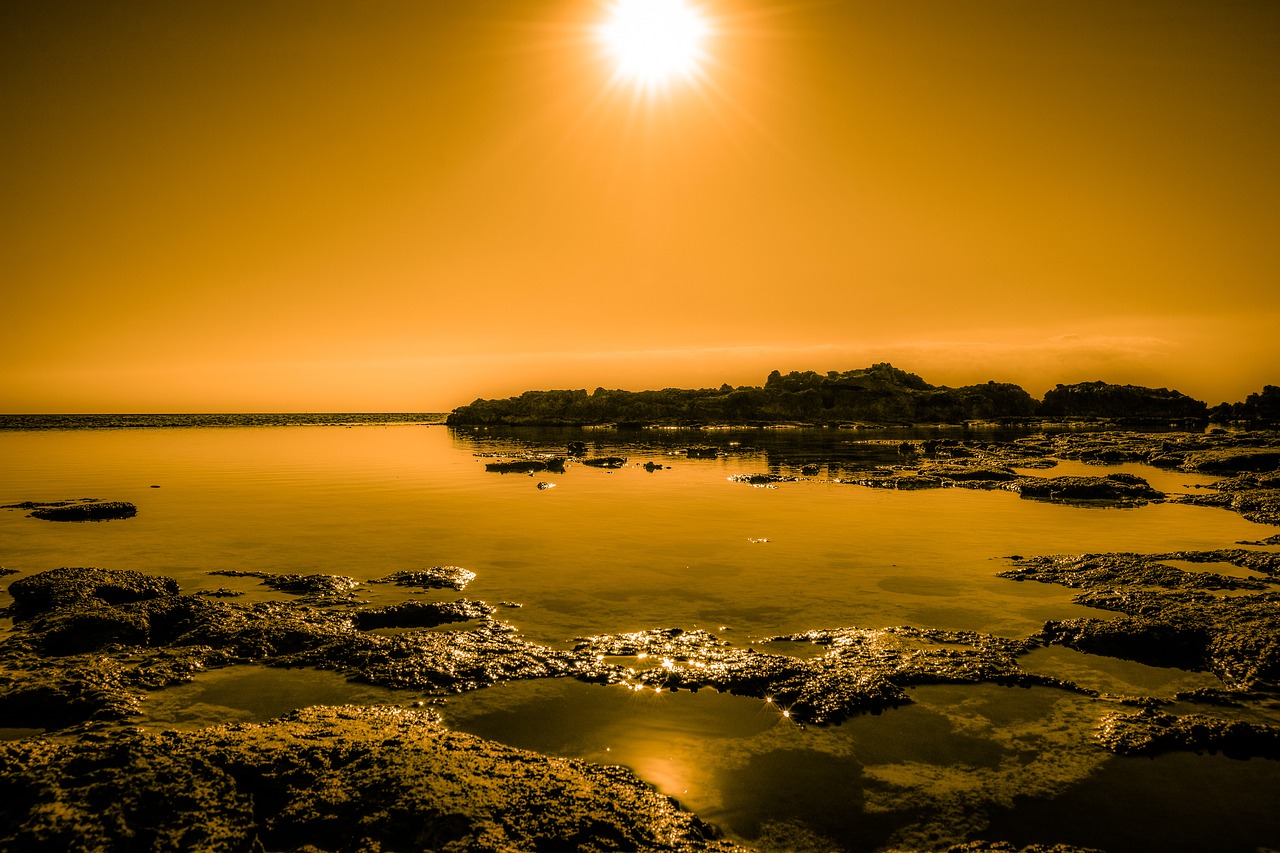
[2,420,1278,851]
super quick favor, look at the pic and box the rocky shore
[2,426,1278,850]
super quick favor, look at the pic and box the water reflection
[3,422,1278,849]
[440,677,1280,852]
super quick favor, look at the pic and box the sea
[2,414,1278,851]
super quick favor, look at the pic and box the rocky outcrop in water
[209,570,363,602]
[582,456,627,468]
[0,704,744,853]
[999,550,1280,689]
[0,567,576,730]
[484,457,567,474]
[572,626,1076,725]
[1097,708,1280,759]
[2,499,138,522]
[371,566,477,591]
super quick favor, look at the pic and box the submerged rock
[0,704,744,853]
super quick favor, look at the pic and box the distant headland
[446,363,1280,427]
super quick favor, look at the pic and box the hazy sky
[3,0,1277,412]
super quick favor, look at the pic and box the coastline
[2,423,1278,850]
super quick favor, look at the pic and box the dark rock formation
[3,500,138,522]
[0,705,744,853]
[1097,709,1280,759]
[1002,474,1164,506]
[1180,448,1280,475]
[1177,471,1280,526]
[370,567,476,591]
[351,600,495,630]
[208,570,362,602]
[7,566,179,619]
[581,456,627,468]
[0,567,572,730]
[727,473,803,485]
[484,456,566,474]
[999,551,1280,689]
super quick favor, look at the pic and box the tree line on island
[445,363,1280,427]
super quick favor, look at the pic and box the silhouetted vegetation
[1040,381,1207,421]
[1209,386,1280,425]
[447,364,1277,427]
[447,363,1040,425]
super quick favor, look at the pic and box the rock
[1176,471,1280,526]
[1000,551,1280,689]
[800,463,821,476]
[207,570,361,602]
[642,462,665,472]
[1097,709,1280,759]
[581,456,627,468]
[371,567,476,591]
[352,600,495,630]
[3,500,138,522]
[685,446,719,459]
[1181,449,1280,475]
[536,481,556,490]
[0,705,744,853]
[0,567,577,730]
[727,473,802,485]
[566,440,588,456]
[485,457,567,474]
[572,626,1068,725]
[1003,474,1163,506]
[7,567,179,619]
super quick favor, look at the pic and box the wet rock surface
[208,570,363,602]
[572,626,1075,725]
[2,499,138,522]
[0,704,744,853]
[370,566,477,591]
[484,456,566,474]
[1177,470,1280,526]
[0,567,576,730]
[822,428,1280,520]
[1097,708,1280,759]
[582,456,628,468]
[999,550,1280,689]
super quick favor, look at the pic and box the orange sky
[3,0,1277,412]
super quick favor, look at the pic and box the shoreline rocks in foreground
[0,704,745,853]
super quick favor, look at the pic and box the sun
[597,0,712,91]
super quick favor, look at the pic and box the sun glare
[598,0,711,91]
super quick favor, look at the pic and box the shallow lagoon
[2,421,1278,850]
